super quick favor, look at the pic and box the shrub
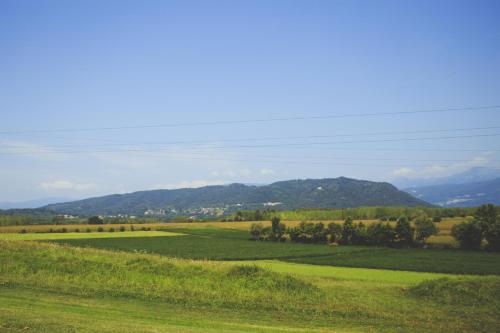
[395,216,414,246]
[452,221,483,250]
[109,228,115,232]
[250,222,264,240]
[88,216,104,225]
[119,226,126,232]
[351,223,368,245]
[485,221,500,251]
[339,218,355,245]
[414,218,438,243]
[366,222,395,246]
[432,216,442,223]
[97,227,104,232]
[85,228,91,232]
[270,217,286,241]
[19,229,27,234]
[61,228,67,233]
[130,225,135,231]
[74,228,80,233]
[327,223,342,243]
[474,204,497,228]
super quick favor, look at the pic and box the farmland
[1,220,499,332]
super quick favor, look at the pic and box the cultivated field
[1,219,499,332]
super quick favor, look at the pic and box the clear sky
[1,0,500,202]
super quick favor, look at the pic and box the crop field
[0,217,464,246]
[1,221,499,332]
[0,230,182,240]
[43,226,498,275]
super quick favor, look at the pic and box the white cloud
[0,140,61,160]
[260,168,275,175]
[153,179,225,190]
[211,169,252,178]
[40,180,95,191]
[391,155,491,179]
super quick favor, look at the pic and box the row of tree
[250,215,438,247]
[451,204,500,251]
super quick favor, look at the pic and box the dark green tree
[271,216,285,241]
[395,216,414,246]
[327,223,342,243]
[414,218,438,243]
[366,222,395,246]
[88,216,103,225]
[340,218,355,245]
[250,222,264,240]
[452,220,483,250]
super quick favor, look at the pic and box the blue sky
[1,0,500,201]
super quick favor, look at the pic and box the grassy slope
[49,227,500,275]
[1,240,499,333]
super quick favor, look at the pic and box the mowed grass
[1,240,499,333]
[49,227,500,275]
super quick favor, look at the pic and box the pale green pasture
[229,260,462,285]
[0,230,184,240]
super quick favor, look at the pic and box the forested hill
[44,177,431,216]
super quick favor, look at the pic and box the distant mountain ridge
[404,177,500,207]
[393,167,500,189]
[44,177,430,216]
[0,197,72,210]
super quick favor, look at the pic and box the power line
[1,104,499,134]
[1,133,500,155]
[2,125,499,149]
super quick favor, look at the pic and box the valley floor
[1,225,499,333]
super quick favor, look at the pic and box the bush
[119,226,126,232]
[61,228,67,233]
[485,221,500,251]
[250,222,264,240]
[130,225,135,231]
[74,228,80,233]
[88,216,104,225]
[452,221,483,250]
[85,228,91,232]
[97,227,104,232]
[351,223,368,245]
[339,218,355,245]
[414,218,438,243]
[109,228,115,232]
[366,222,395,246]
[327,223,342,243]
[395,216,414,247]
[432,216,442,223]
[19,229,27,234]
[270,217,286,241]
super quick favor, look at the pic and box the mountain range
[404,177,500,207]
[392,167,500,188]
[44,177,430,216]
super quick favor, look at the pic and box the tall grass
[0,240,323,313]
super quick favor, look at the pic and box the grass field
[1,219,499,332]
[1,239,499,333]
[45,227,500,275]
[0,230,183,240]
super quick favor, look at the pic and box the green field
[1,225,500,332]
[0,230,183,240]
[45,227,500,275]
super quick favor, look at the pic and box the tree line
[249,204,500,251]
[250,215,438,248]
